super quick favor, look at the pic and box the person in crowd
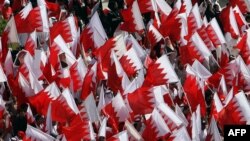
[1,0,250,140]
[11,104,27,137]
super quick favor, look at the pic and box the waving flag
[155,0,172,16]
[37,0,60,18]
[142,108,171,141]
[107,50,130,93]
[137,0,156,14]
[229,0,250,14]
[107,130,129,141]
[80,11,108,52]
[50,16,78,43]
[126,86,155,115]
[220,91,250,125]
[211,92,223,121]
[120,0,145,33]
[168,126,191,141]
[144,54,179,86]
[186,4,203,40]
[159,7,182,41]
[220,6,240,39]
[102,93,130,133]
[27,6,49,32]
[184,65,206,116]
[24,31,37,57]
[14,2,33,33]
[157,103,183,131]
[206,117,222,141]
[124,120,143,140]
[147,23,163,48]
[24,125,55,141]
[233,6,248,33]
[119,47,143,77]
[236,29,250,66]
[206,18,226,47]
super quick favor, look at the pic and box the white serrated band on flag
[156,0,172,16]
[210,18,226,44]
[191,32,212,62]
[156,55,179,83]
[132,0,145,31]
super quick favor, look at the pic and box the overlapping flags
[1,0,250,140]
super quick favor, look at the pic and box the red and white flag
[184,65,206,116]
[168,126,191,141]
[211,92,223,121]
[186,3,203,39]
[26,104,35,124]
[126,86,155,115]
[147,23,163,48]
[220,6,240,39]
[4,16,20,44]
[191,59,212,80]
[229,0,250,14]
[120,0,145,33]
[107,50,130,93]
[80,11,108,52]
[206,117,222,141]
[175,104,189,127]
[24,31,37,57]
[3,50,13,77]
[27,6,49,32]
[155,0,172,16]
[24,125,55,141]
[119,47,143,77]
[50,16,78,44]
[144,54,179,86]
[102,93,130,133]
[107,130,129,141]
[206,18,226,47]
[18,72,34,97]
[124,120,143,140]
[157,103,184,131]
[233,6,248,33]
[142,108,171,140]
[190,32,212,63]
[14,2,33,33]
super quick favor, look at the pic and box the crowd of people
[0,0,250,140]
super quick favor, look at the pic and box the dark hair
[20,103,28,112]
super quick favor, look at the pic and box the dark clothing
[12,114,27,136]
[73,2,89,24]
[205,7,215,22]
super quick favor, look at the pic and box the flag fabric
[2,0,250,140]
[80,11,108,52]
[14,2,33,33]
[27,6,49,32]
[229,0,250,14]
[183,65,206,117]
[142,108,171,141]
[24,125,55,141]
[206,18,226,47]
[144,54,179,86]
[120,0,145,33]
[220,6,240,39]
